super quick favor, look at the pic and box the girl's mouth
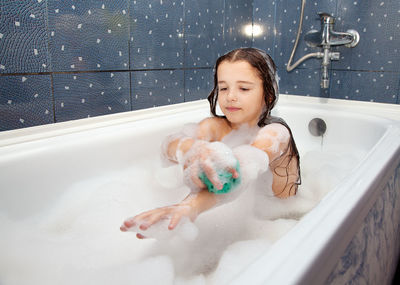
[226,107,241,112]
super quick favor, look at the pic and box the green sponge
[199,162,241,194]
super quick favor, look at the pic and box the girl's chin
[224,115,259,127]
[224,116,247,126]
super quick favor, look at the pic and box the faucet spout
[305,12,360,48]
[327,29,360,47]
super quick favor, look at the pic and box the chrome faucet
[304,12,360,88]
[305,13,360,48]
[287,7,360,89]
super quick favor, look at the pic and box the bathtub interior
[0,103,388,218]
[0,100,397,284]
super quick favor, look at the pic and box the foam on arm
[251,123,290,162]
[160,123,199,166]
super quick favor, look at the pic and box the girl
[120,48,300,238]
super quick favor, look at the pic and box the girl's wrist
[183,190,217,216]
[175,137,195,164]
[178,137,195,155]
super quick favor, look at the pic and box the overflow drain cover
[308,118,327,137]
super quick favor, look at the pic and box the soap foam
[182,141,239,193]
[0,136,363,285]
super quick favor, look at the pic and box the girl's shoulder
[197,117,231,141]
[260,122,290,135]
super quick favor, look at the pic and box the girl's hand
[183,141,239,192]
[120,203,196,239]
[121,191,218,239]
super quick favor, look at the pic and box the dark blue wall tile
[131,70,184,110]
[334,0,400,72]
[223,0,253,52]
[53,72,130,122]
[184,0,225,68]
[0,0,50,73]
[185,0,252,69]
[0,75,53,131]
[252,0,276,56]
[278,67,329,98]
[131,1,184,69]
[330,70,398,103]
[397,78,400,104]
[48,0,129,72]
[184,68,213,102]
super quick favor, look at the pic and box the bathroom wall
[0,0,252,131]
[253,0,400,102]
[0,0,399,131]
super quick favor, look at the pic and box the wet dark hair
[207,47,301,196]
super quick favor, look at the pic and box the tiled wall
[253,0,400,101]
[0,0,252,131]
[0,0,399,131]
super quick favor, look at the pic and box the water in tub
[0,125,365,285]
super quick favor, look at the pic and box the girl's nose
[227,90,237,102]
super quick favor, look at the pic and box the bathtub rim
[1,94,399,148]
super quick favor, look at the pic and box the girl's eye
[219,87,227,92]
[240,87,249,91]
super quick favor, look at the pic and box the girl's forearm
[166,137,196,163]
[182,190,218,218]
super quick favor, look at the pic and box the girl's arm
[121,118,236,237]
[251,123,298,198]
[120,189,217,238]
[163,117,228,164]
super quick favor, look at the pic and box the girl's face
[217,60,265,128]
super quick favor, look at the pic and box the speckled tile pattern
[131,1,184,69]
[53,72,131,122]
[0,0,50,73]
[47,0,130,72]
[131,69,184,110]
[184,68,213,102]
[0,74,53,131]
[0,0,399,131]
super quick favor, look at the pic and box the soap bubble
[208,239,272,284]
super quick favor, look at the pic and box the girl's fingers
[136,233,146,239]
[123,206,192,238]
[120,217,136,231]
[190,164,206,189]
[202,162,223,190]
[227,167,240,179]
[168,213,182,230]
[121,208,167,231]
[140,210,168,230]
[192,175,205,189]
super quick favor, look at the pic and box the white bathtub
[1,95,400,285]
